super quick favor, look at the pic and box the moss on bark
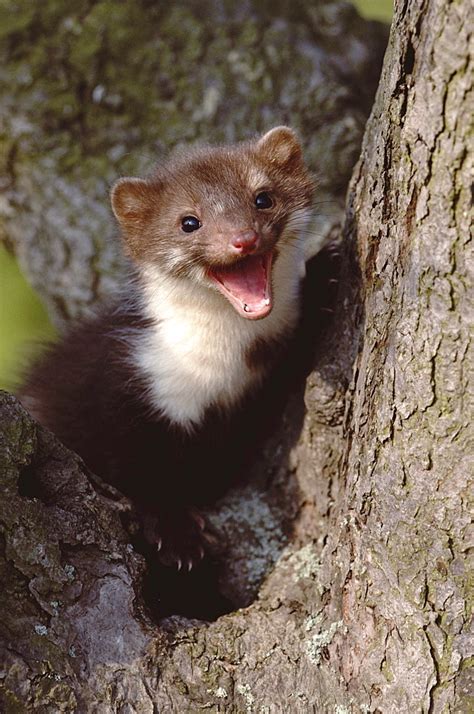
[2,0,470,711]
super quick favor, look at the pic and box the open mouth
[209,251,273,320]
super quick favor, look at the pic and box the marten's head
[111,127,314,320]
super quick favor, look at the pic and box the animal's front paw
[141,507,216,571]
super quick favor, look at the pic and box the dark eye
[255,191,273,209]
[181,215,201,233]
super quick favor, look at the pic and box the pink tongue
[213,254,267,309]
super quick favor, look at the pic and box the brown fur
[111,127,314,274]
[20,127,317,579]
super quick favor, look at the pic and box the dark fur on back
[18,238,339,620]
[20,291,292,507]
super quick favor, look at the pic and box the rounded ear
[256,126,303,167]
[110,177,154,226]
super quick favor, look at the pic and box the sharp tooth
[264,298,270,306]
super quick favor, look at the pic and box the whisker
[311,199,341,207]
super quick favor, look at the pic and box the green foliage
[0,247,55,390]
[352,0,393,23]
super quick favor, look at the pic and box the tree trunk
[313,0,473,708]
[1,0,471,712]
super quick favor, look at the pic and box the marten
[19,127,320,571]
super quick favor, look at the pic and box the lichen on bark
[1,0,472,711]
[0,391,156,710]
[315,0,473,710]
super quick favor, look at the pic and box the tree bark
[1,0,472,712]
[313,0,473,709]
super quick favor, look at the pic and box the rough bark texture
[314,0,473,709]
[1,0,472,712]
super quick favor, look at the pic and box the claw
[187,559,193,572]
[198,545,205,561]
[156,538,162,552]
[176,558,182,571]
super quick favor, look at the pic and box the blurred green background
[353,0,393,22]
[0,0,392,390]
[0,249,56,389]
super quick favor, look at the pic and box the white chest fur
[134,244,305,429]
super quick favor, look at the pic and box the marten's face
[111,127,314,320]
